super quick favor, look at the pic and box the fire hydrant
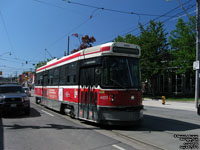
[162,96,166,105]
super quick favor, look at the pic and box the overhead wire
[64,0,176,17]
[120,0,193,37]
[99,0,194,43]
[0,10,17,58]
[133,4,196,37]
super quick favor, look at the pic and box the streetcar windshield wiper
[110,79,128,90]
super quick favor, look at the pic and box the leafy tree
[115,34,139,44]
[168,16,195,74]
[139,21,169,95]
[139,21,168,79]
[115,21,169,95]
[115,21,168,78]
[35,59,52,70]
[71,35,96,53]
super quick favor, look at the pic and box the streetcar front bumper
[98,105,143,125]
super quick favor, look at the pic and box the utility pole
[67,36,70,55]
[166,0,190,18]
[195,0,200,115]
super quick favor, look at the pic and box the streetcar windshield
[102,56,141,89]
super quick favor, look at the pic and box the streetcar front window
[102,56,141,89]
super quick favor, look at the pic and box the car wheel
[36,98,41,104]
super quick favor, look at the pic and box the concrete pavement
[143,98,197,112]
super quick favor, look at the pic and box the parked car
[0,84,30,115]
[23,87,31,97]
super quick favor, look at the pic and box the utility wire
[133,4,195,36]
[0,10,16,58]
[100,0,193,43]
[120,0,193,37]
[63,0,175,17]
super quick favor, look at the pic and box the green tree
[115,34,139,44]
[115,21,169,95]
[168,17,195,74]
[35,59,52,70]
[139,21,169,81]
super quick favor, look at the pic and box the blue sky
[0,0,196,77]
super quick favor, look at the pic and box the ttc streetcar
[35,42,143,125]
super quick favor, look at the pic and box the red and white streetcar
[35,42,143,125]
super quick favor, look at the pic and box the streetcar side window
[36,73,38,85]
[43,73,48,86]
[53,68,60,85]
[49,69,54,85]
[66,62,77,85]
[39,75,43,85]
[59,65,67,85]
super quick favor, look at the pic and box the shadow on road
[141,114,200,132]
[1,123,100,130]
[2,107,41,119]
[101,114,200,132]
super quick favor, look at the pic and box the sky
[0,0,196,77]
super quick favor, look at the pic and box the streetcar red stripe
[36,52,81,72]
[100,46,110,52]
[36,46,110,72]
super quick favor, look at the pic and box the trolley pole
[195,0,200,115]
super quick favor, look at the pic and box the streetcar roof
[36,42,141,73]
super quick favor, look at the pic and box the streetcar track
[110,130,165,150]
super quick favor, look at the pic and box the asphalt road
[0,96,135,150]
[0,95,200,150]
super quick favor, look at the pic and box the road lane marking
[41,110,54,117]
[112,145,126,150]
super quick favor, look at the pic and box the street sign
[193,61,199,70]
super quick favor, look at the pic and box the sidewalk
[143,98,197,112]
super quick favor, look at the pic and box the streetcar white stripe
[112,145,126,150]
[41,110,54,117]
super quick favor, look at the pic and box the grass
[166,97,195,102]
[143,95,195,102]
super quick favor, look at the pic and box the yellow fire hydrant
[162,96,166,105]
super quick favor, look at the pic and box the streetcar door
[42,73,48,105]
[79,67,99,121]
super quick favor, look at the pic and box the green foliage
[169,16,195,74]
[115,34,139,44]
[139,21,169,80]
[115,20,169,81]
[35,59,52,70]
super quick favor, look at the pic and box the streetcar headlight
[131,95,135,100]
[110,95,114,102]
